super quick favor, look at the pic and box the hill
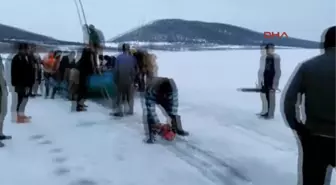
[109,19,320,49]
[0,23,80,46]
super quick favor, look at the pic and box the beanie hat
[265,43,275,49]
[323,26,336,49]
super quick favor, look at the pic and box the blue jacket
[114,52,137,86]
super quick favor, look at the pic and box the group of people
[0,38,190,146]
[0,23,334,185]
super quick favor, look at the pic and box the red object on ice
[160,124,176,141]
[163,131,176,141]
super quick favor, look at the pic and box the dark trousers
[261,84,275,116]
[44,73,51,97]
[15,87,29,114]
[51,80,61,98]
[115,83,134,114]
[135,73,145,92]
[76,77,88,107]
[299,134,335,185]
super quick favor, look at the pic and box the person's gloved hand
[256,81,264,88]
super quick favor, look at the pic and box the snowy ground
[0,49,335,185]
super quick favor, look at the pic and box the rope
[73,0,83,29]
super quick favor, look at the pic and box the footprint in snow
[69,178,97,185]
[49,148,63,154]
[52,156,67,164]
[53,167,71,176]
[76,121,97,128]
[38,140,53,145]
[29,134,45,141]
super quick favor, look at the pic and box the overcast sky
[0,0,335,42]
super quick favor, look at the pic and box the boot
[16,115,30,123]
[259,113,274,120]
[146,133,156,143]
[0,141,4,147]
[146,123,156,144]
[257,93,268,115]
[45,86,50,99]
[76,105,87,112]
[0,135,12,140]
[112,112,124,117]
[171,115,189,136]
[50,87,57,99]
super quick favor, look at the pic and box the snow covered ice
[0,49,335,185]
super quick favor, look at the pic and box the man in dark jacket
[145,77,189,143]
[11,43,34,123]
[74,47,96,111]
[282,26,335,185]
[257,43,281,119]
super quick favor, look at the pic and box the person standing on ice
[74,47,96,111]
[83,24,104,65]
[11,43,34,123]
[281,26,335,185]
[4,52,16,121]
[257,43,281,119]
[144,77,189,143]
[27,44,42,97]
[59,51,76,99]
[0,54,12,147]
[42,50,62,99]
[112,43,137,117]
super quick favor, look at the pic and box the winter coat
[82,25,104,47]
[11,52,35,88]
[145,77,178,124]
[283,49,335,138]
[114,52,137,87]
[76,48,96,82]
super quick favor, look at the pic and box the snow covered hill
[0,23,80,46]
[0,49,335,185]
[109,19,320,49]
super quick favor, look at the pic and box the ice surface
[0,49,335,185]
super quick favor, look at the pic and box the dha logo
[264,32,289,39]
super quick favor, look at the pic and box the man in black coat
[74,47,96,111]
[282,26,335,185]
[11,43,34,123]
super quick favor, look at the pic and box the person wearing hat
[257,43,281,119]
[282,26,335,185]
